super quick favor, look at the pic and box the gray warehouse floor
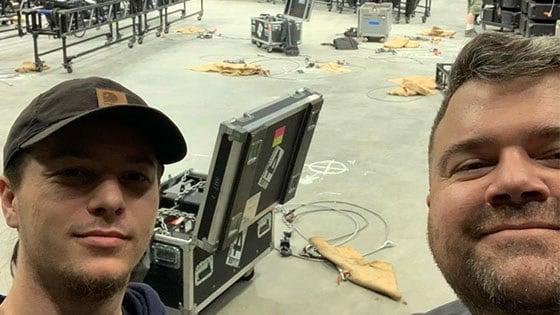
[0,1,473,313]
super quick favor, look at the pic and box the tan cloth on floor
[15,61,49,73]
[315,62,351,73]
[189,62,270,76]
[176,26,206,35]
[383,36,420,49]
[388,76,437,96]
[418,26,456,38]
[310,236,402,301]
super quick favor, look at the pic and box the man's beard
[34,258,129,304]
[428,198,560,314]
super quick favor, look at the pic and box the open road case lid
[194,88,323,252]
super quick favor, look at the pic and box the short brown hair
[428,33,560,161]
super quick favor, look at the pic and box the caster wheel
[128,42,134,48]
[267,46,274,53]
[138,37,143,44]
[164,27,169,34]
[251,39,256,44]
[66,67,73,74]
[405,17,410,23]
[239,269,255,281]
[105,40,111,45]
[197,15,202,20]
[156,31,161,37]
[422,16,427,23]
[256,42,262,47]
[379,37,385,43]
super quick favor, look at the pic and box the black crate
[521,0,558,17]
[483,6,499,23]
[519,13,557,36]
[501,10,521,26]
[526,1,560,20]
[502,0,521,9]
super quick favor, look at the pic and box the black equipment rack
[435,63,452,91]
[0,0,33,40]
[394,0,431,23]
[481,0,522,32]
[23,0,203,73]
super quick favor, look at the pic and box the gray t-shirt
[415,300,471,315]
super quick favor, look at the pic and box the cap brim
[20,105,187,164]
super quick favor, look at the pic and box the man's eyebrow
[527,126,560,142]
[127,156,159,168]
[45,148,89,161]
[437,137,497,176]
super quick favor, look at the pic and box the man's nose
[87,177,126,218]
[484,148,550,207]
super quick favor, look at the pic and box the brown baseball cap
[3,77,187,170]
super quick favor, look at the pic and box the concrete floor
[0,0,474,313]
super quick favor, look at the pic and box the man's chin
[467,251,560,311]
[79,259,132,280]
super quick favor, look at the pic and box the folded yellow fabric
[387,76,437,96]
[15,61,49,73]
[189,62,270,76]
[384,36,420,49]
[310,236,402,301]
[315,62,351,73]
[176,26,206,35]
[418,26,456,38]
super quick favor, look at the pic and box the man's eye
[124,172,150,182]
[545,152,560,160]
[454,161,490,174]
[59,168,87,177]
[541,151,560,168]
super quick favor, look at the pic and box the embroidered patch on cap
[96,88,128,107]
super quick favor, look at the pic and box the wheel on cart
[267,46,274,53]
[239,268,255,282]
[66,66,73,74]
[379,37,385,43]
[156,31,161,37]
[35,62,44,72]
[481,22,487,31]
[256,42,262,48]
[138,37,143,44]
[128,41,134,48]
[197,14,202,21]
[422,16,427,23]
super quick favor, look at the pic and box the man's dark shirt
[415,300,471,315]
[0,282,166,315]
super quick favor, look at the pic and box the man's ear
[0,177,19,229]
[426,193,431,208]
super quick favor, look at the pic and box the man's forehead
[434,74,560,153]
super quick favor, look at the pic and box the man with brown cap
[422,34,560,314]
[0,77,187,315]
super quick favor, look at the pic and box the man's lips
[481,223,560,238]
[73,230,130,248]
